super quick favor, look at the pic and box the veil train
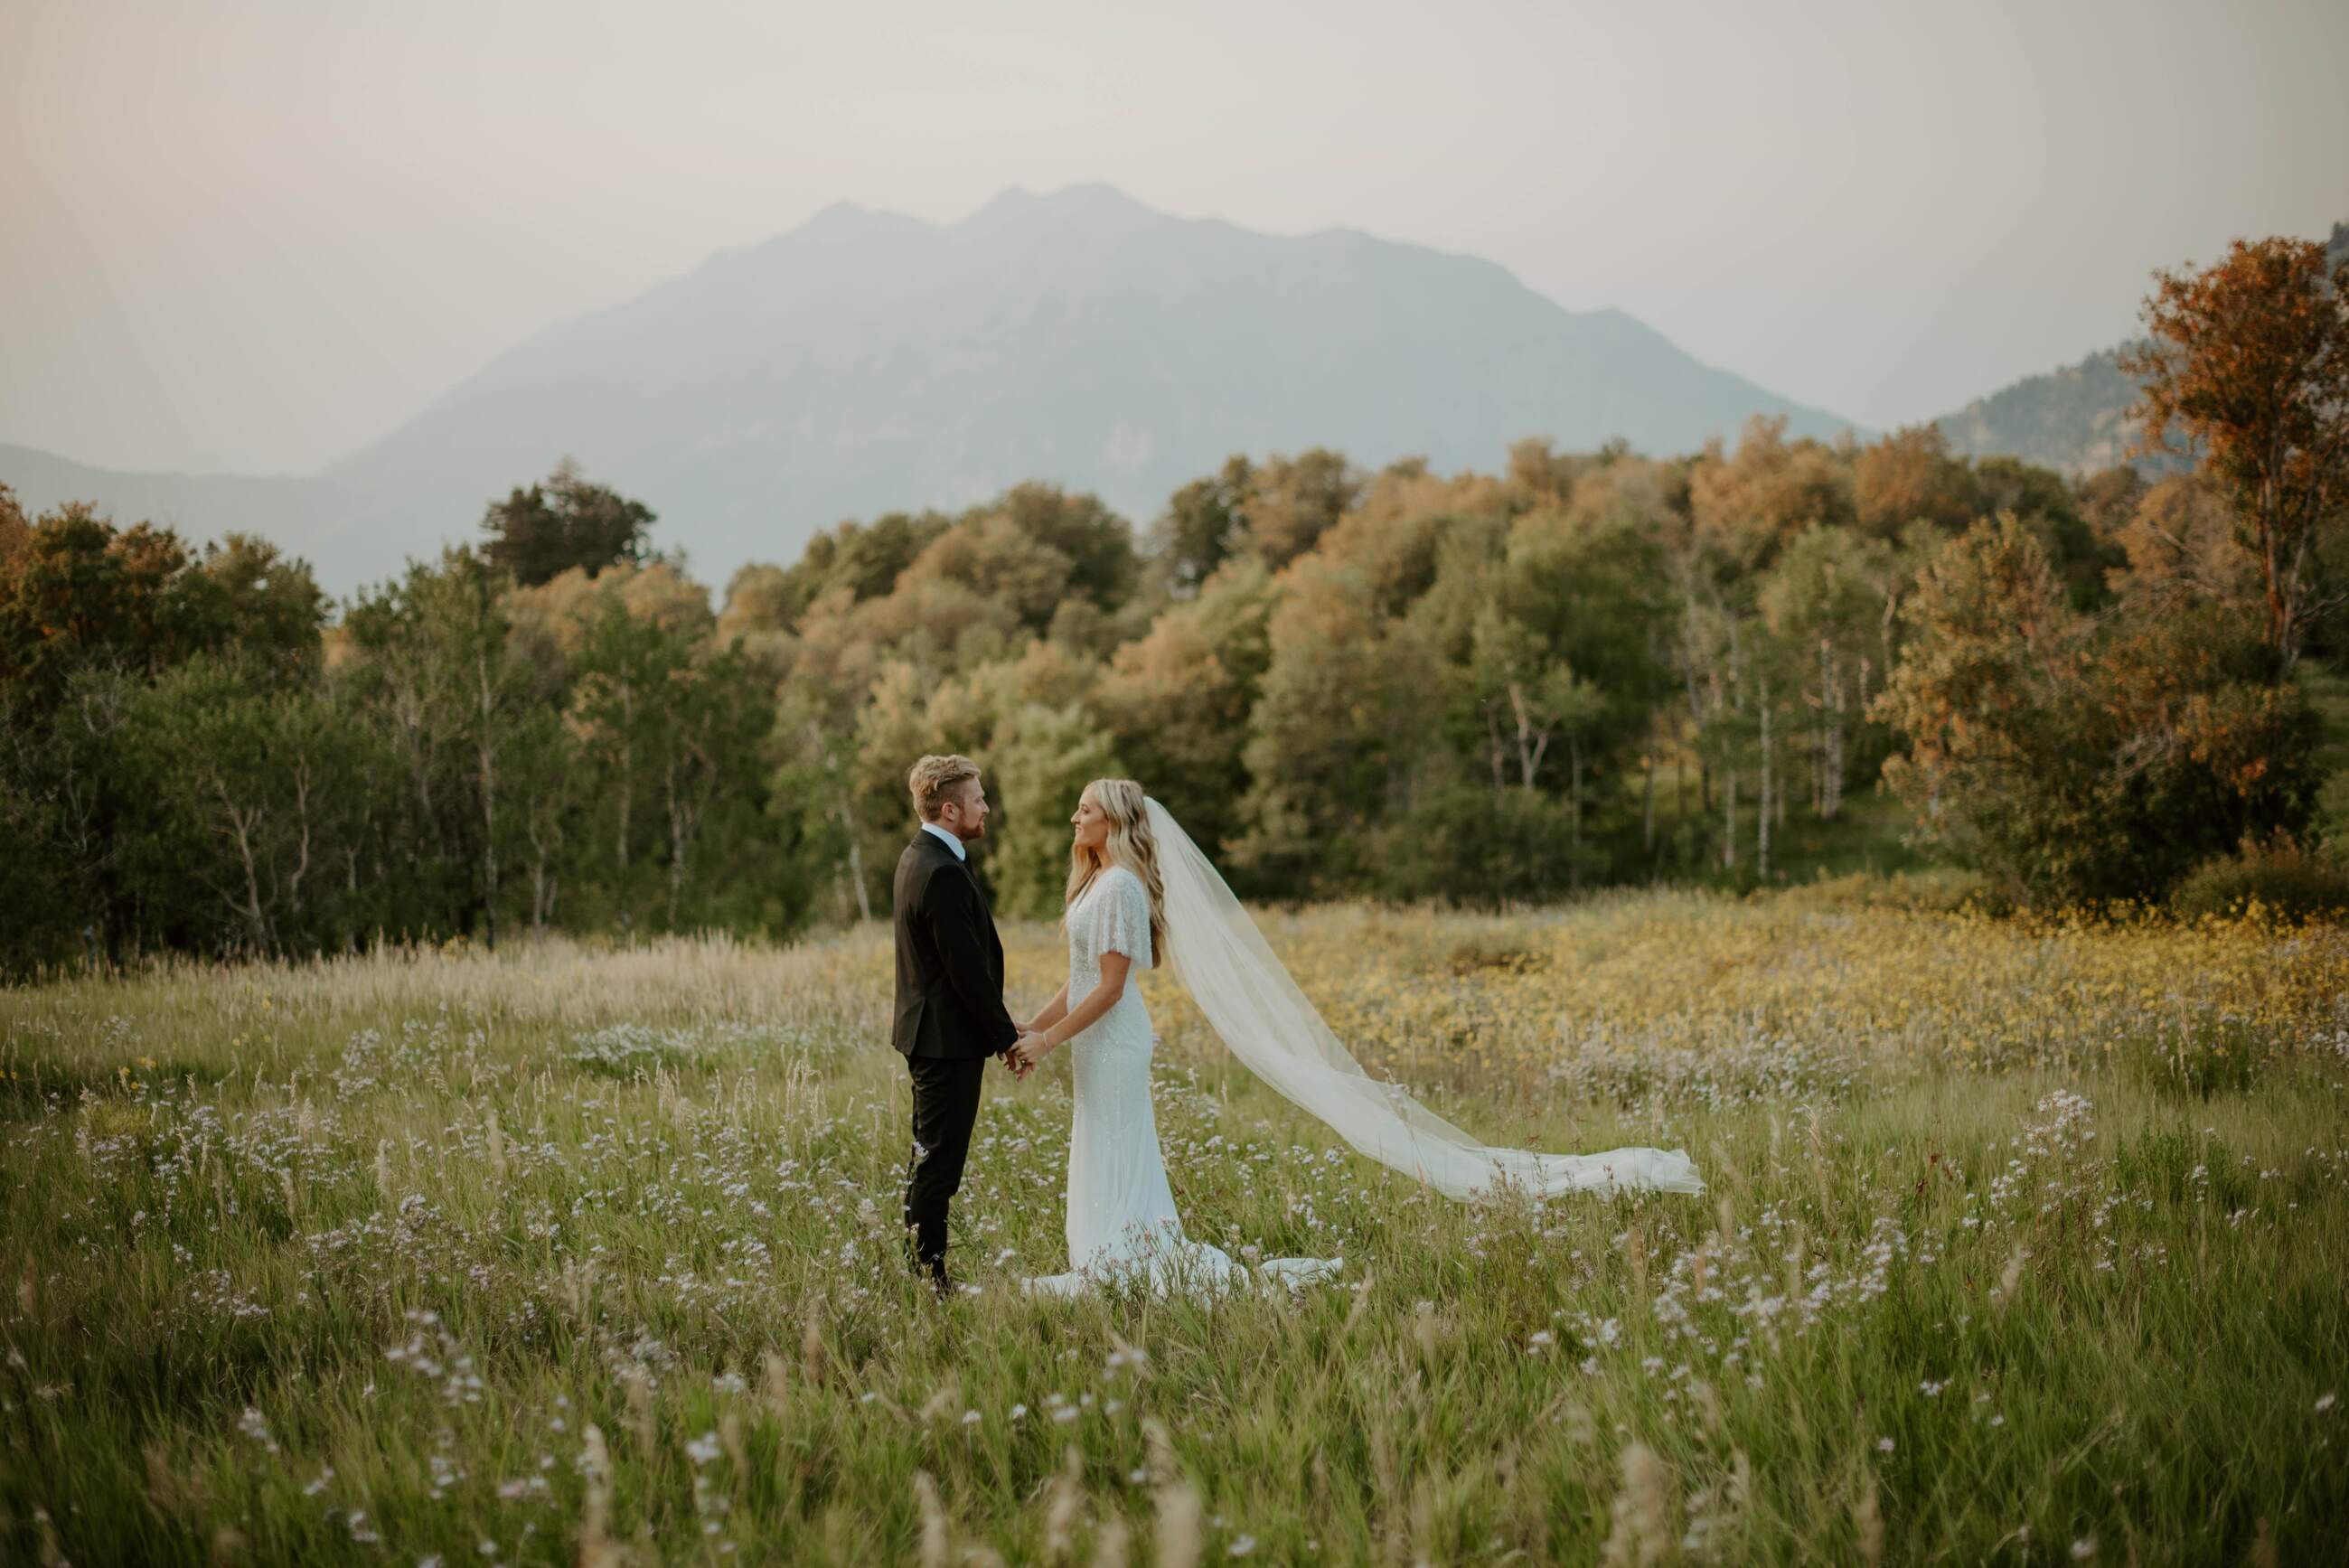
[1142,797,1705,1201]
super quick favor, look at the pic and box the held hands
[1004,1028,1051,1078]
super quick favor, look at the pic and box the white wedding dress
[1022,865,1342,1297]
[1021,801,1704,1298]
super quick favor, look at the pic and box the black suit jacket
[892,829,1019,1059]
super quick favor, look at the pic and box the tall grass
[3,896,2344,1563]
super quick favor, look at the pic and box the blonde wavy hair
[1065,778,1170,962]
[907,754,981,822]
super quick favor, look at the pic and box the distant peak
[960,182,1158,227]
[767,199,936,249]
[968,185,1036,220]
[803,198,874,227]
[1038,181,1150,211]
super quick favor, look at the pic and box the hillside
[0,443,358,572]
[1933,344,2181,477]
[1938,219,2348,474]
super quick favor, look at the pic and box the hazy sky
[4,0,2344,476]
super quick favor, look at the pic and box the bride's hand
[1011,1032,1050,1073]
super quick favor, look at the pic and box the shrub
[1772,868,2000,916]
[2171,835,2349,922]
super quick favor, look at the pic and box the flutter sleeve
[1093,869,1152,970]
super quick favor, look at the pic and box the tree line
[4,235,2344,973]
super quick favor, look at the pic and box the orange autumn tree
[2122,238,2349,675]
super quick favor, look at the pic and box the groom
[893,754,1034,1297]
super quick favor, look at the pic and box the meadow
[3,889,2346,1565]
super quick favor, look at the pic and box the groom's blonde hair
[1066,778,1170,962]
[907,754,981,822]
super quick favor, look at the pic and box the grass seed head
[914,1469,950,1568]
[623,1367,654,1461]
[1088,1515,1130,1568]
[1152,1477,1202,1568]
[800,1300,827,1388]
[1995,1246,2027,1311]
[371,1139,393,1207]
[578,1424,620,1568]
[1599,1441,1675,1568]
[1043,1445,1085,1563]
[760,1351,791,1422]
[1855,1471,1884,1568]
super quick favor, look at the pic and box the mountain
[320,184,1862,591]
[7,184,1862,595]
[0,442,361,564]
[1933,344,2171,476]
[1937,220,2349,476]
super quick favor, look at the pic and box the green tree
[772,673,876,925]
[1098,560,1276,862]
[1236,558,1395,890]
[336,548,548,944]
[412,549,538,947]
[179,533,330,681]
[0,506,210,711]
[1148,455,1253,596]
[504,708,584,938]
[568,591,689,938]
[1873,513,2318,902]
[986,701,1119,918]
[1757,525,1895,821]
[650,639,775,931]
[122,658,365,954]
[1463,606,1608,877]
[775,512,954,617]
[0,668,136,966]
[1239,448,1362,568]
[1970,455,2119,611]
[0,754,62,970]
[987,484,1138,609]
[1499,517,1671,861]
[481,458,655,587]
[899,512,1076,632]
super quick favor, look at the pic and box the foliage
[2124,237,2349,671]
[2171,833,2349,922]
[1147,455,1253,595]
[479,458,656,587]
[986,702,1121,918]
[1096,560,1275,870]
[1872,514,2321,904]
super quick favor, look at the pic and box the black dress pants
[902,1054,987,1275]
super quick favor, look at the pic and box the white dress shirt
[921,821,967,862]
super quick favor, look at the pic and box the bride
[1007,779,1704,1297]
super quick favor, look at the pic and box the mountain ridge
[7,184,1864,594]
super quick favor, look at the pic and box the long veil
[1142,798,1705,1201]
